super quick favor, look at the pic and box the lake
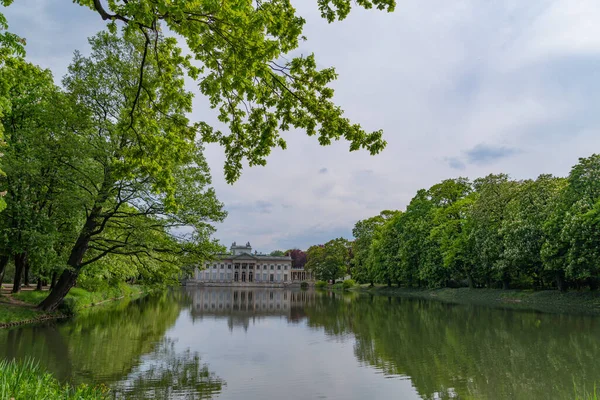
[0,287,598,399]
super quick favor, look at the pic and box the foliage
[315,280,328,289]
[0,358,109,399]
[269,250,285,257]
[305,238,350,283]
[286,249,308,269]
[314,154,600,291]
[342,279,356,289]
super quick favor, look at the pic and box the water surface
[0,287,598,399]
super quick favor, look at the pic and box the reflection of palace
[189,242,312,287]
[186,287,316,330]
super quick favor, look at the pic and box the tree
[38,31,226,311]
[351,211,397,285]
[426,178,473,287]
[305,238,350,283]
[1,0,394,183]
[501,175,566,289]
[0,59,87,292]
[269,250,285,257]
[285,249,307,269]
[396,190,435,287]
[470,174,519,289]
[560,155,600,290]
[367,212,402,287]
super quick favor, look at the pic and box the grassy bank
[0,284,148,327]
[0,358,108,399]
[352,285,600,315]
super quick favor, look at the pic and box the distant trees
[269,250,285,257]
[305,238,350,283]
[285,249,307,269]
[343,155,600,292]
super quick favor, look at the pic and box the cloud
[6,0,600,251]
[445,157,466,170]
[465,144,521,165]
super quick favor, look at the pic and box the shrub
[300,281,309,290]
[343,279,356,289]
[58,297,77,316]
[315,280,328,289]
[332,282,344,290]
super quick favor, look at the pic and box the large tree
[38,31,225,311]
[1,0,394,183]
[351,210,397,285]
[306,238,350,283]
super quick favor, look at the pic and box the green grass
[0,358,108,399]
[575,382,598,400]
[13,284,143,312]
[0,304,42,324]
[0,284,146,326]
[353,286,600,315]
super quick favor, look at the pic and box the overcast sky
[4,1,600,253]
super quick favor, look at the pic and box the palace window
[277,265,281,270]
[284,265,288,270]
[264,265,267,270]
[284,274,288,281]
[220,272,224,280]
[228,264,232,269]
[270,265,274,270]
[221,264,224,269]
[227,273,232,280]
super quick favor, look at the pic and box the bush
[315,280,328,289]
[0,358,109,399]
[300,281,309,290]
[343,279,356,289]
[58,297,77,316]
[332,282,344,290]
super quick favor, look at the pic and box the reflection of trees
[304,293,600,400]
[111,338,224,399]
[0,293,182,385]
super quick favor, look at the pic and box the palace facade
[191,242,312,286]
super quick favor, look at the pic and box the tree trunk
[50,271,57,291]
[36,278,43,291]
[12,253,26,293]
[467,274,475,289]
[502,279,510,290]
[38,269,78,311]
[38,210,100,311]
[556,271,567,292]
[24,261,30,287]
[0,256,9,289]
[387,279,391,287]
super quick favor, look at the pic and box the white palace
[191,242,312,286]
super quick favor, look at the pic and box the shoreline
[346,285,600,316]
[0,284,150,329]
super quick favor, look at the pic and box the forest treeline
[350,156,600,291]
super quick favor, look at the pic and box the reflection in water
[185,287,317,331]
[112,338,223,399]
[0,287,599,400]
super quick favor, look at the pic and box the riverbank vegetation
[0,283,146,327]
[0,0,393,314]
[0,358,108,399]
[342,155,600,293]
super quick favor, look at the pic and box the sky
[3,1,600,253]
